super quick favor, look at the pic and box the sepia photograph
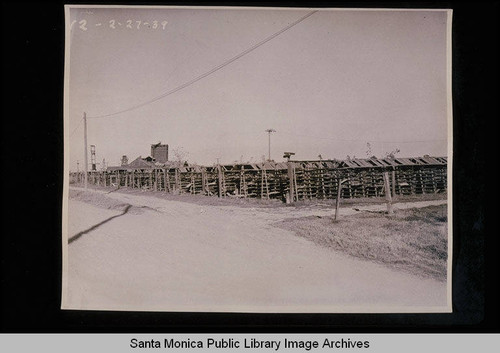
[62,5,452,312]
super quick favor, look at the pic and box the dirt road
[63,187,449,312]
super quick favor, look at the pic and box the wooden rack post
[391,169,396,200]
[217,165,225,198]
[261,168,269,199]
[287,162,295,203]
[321,169,326,199]
[293,167,299,201]
[191,174,195,194]
[383,171,394,214]
[163,169,168,193]
[175,168,180,192]
[201,169,206,195]
[334,179,342,222]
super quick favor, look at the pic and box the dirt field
[63,186,449,312]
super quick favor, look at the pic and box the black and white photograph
[62,5,453,312]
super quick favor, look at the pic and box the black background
[1,1,498,332]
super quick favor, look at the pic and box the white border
[62,5,453,313]
[61,5,71,309]
[65,5,451,11]
[446,9,454,313]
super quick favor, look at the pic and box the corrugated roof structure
[107,155,446,172]
[337,156,447,169]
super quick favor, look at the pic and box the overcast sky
[66,7,450,170]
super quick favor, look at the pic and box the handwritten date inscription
[70,19,168,31]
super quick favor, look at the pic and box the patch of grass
[276,204,448,281]
[69,189,127,209]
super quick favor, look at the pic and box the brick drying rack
[70,156,447,202]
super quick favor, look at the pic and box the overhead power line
[88,10,317,119]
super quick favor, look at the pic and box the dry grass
[69,189,127,210]
[276,204,448,281]
[68,189,147,214]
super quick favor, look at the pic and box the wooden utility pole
[83,112,88,189]
[383,171,394,214]
[265,129,276,161]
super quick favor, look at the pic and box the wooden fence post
[241,169,247,197]
[201,169,206,195]
[334,179,342,222]
[334,178,348,221]
[175,168,180,193]
[261,168,264,199]
[294,167,299,201]
[321,169,326,199]
[217,165,223,198]
[391,169,396,200]
[383,171,394,214]
[287,161,295,203]
[163,169,168,193]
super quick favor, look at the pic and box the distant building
[151,143,168,163]
[106,143,170,171]
[127,156,156,169]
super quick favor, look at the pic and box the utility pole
[265,129,276,161]
[83,112,88,189]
